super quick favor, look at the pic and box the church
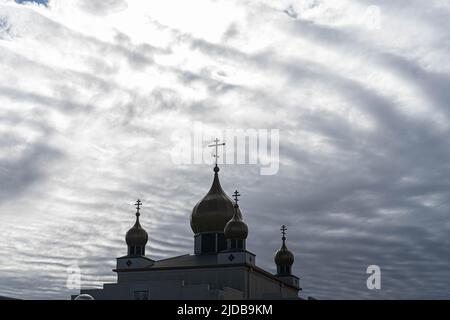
[74,144,301,300]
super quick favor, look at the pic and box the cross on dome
[233,190,241,205]
[281,225,287,241]
[135,199,142,217]
[208,138,225,167]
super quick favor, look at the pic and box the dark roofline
[154,254,190,262]
[117,255,155,262]
[0,295,21,300]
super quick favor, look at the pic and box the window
[136,246,144,255]
[278,265,291,275]
[128,246,145,256]
[278,265,288,274]
[194,234,201,254]
[217,233,227,251]
[201,233,216,253]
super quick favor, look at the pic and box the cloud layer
[0,0,449,299]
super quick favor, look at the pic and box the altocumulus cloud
[0,0,449,299]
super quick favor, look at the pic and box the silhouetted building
[75,160,300,300]
[0,295,20,300]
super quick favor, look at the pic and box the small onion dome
[224,204,248,240]
[275,242,294,266]
[125,219,148,247]
[126,201,148,247]
[191,166,241,234]
[275,225,294,266]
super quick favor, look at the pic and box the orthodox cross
[233,190,241,205]
[281,225,287,241]
[135,199,142,216]
[208,138,225,166]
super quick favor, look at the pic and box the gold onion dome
[191,166,242,234]
[275,225,294,266]
[224,191,248,240]
[125,200,148,247]
[275,242,294,266]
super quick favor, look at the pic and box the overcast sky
[1,0,449,299]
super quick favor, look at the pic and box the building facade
[75,162,300,300]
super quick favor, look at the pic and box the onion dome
[275,225,294,268]
[191,165,241,234]
[125,199,148,254]
[224,190,248,240]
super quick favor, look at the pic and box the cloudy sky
[1,0,450,299]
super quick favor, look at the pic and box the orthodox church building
[74,153,300,300]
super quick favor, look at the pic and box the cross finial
[135,199,142,217]
[233,190,241,205]
[208,138,226,167]
[281,225,287,241]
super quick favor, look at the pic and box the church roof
[113,253,300,290]
[152,254,216,268]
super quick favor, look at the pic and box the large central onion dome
[191,166,241,234]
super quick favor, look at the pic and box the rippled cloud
[0,0,449,299]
